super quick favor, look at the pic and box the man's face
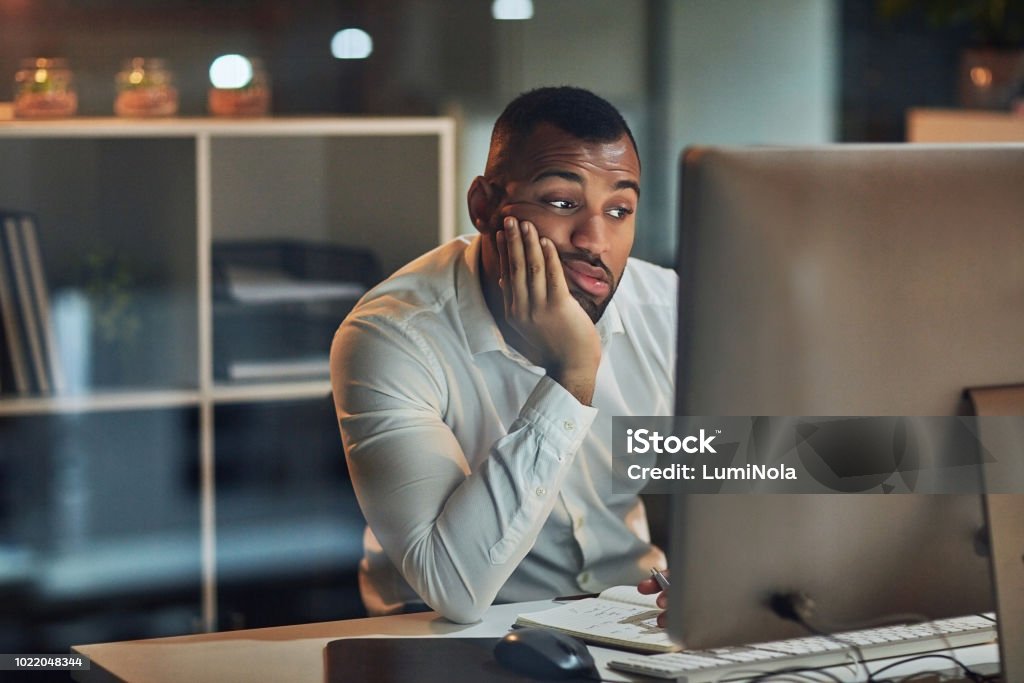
[488,124,640,322]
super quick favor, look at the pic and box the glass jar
[114,58,179,117]
[14,57,78,118]
[208,56,271,117]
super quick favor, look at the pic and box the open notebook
[514,585,680,653]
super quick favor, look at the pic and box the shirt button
[578,571,590,586]
[535,487,547,497]
[563,420,575,431]
[573,516,584,531]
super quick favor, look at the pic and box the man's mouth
[562,259,611,298]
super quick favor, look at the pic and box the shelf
[0,389,201,416]
[0,116,455,647]
[210,380,331,404]
[0,382,337,415]
[907,108,1024,142]
[0,116,455,138]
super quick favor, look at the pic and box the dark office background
[0,0,1018,675]
[0,1,987,129]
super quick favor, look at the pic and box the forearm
[342,376,597,623]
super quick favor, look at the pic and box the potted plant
[879,0,1024,108]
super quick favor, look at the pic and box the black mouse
[493,627,598,680]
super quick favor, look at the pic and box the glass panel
[0,408,202,653]
[208,135,439,385]
[214,396,365,629]
[0,137,198,393]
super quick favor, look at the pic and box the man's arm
[331,312,596,623]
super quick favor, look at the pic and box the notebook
[514,585,679,653]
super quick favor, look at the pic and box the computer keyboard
[608,613,997,681]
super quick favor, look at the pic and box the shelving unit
[0,117,456,645]
[907,108,1024,142]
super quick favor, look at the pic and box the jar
[114,58,179,117]
[208,56,271,117]
[14,58,78,118]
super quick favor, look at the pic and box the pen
[650,567,671,591]
[554,593,600,601]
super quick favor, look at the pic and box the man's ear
[467,176,501,234]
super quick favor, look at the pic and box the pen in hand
[650,567,671,592]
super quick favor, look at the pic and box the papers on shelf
[225,265,366,304]
[227,357,330,381]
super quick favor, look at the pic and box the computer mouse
[493,627,599,680]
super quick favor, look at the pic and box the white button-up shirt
[331,235,676,623]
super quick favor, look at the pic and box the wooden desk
[72,600,1000,683]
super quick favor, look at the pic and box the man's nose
[570,212,611,256]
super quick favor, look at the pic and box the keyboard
[608,613,997,681]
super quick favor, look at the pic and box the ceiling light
[331,28,374,60]
[492,0,533,20]
[209,54,253,89]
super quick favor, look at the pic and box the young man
[331,86,675,623]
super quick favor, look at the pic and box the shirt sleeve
[330,312,597,623]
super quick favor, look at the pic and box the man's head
[469,86,640,322]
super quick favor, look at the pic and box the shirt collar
[456,235,625,356]
[457,236,507,356]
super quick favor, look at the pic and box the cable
[733,665,846,683]
[768,592,875,682]
[870,653,986,682]
[766,593,986,683]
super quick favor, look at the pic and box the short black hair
[484,86,639,180]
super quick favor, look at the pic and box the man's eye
[607,207,634,220]
[548,199,577,210]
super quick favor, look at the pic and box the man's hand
[496,216,602,405]
[637,571,670,628]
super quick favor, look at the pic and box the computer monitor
[667,145,1024,660]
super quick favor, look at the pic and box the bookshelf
[0,117,456,646]
[907,108,1024,142]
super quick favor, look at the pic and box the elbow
[433,596,489,624]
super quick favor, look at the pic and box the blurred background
[5,0,1019,260]
[0,0,1021,671]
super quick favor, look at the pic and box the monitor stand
[984,493,1024,682]
[966,384,1024,683]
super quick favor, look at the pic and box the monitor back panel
[670,144,1024,650]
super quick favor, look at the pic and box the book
[4,215,49,393]
[514,585,680,654]
[0,214,31,394]
[19,214,65,394]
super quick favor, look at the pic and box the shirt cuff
[519,375,599,454]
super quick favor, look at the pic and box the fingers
[496,230,512,316]
[637,576,669,629]
[503,217,529,318]
[540,234,569,298]
[499,217,549,317]
[521,222,547,306]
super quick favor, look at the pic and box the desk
[72,601,1000,683]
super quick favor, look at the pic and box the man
[331,86,675,623]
